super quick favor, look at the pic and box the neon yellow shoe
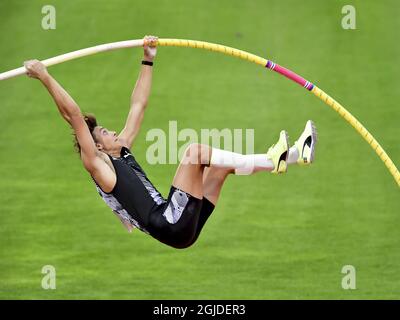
[266,130,289,174]
[294,120,317,165]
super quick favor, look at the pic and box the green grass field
[0,0,399,299]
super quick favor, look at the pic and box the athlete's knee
[182,143,211,166]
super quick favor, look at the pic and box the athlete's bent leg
[202,166,233,205]
[162,139,289,249]
[162,145,233,248]
[183,167,232,247]
[172,143,212,199]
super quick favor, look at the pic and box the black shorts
[147,186,215,249]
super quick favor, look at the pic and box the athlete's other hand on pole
[24,60,48,80]
[143,35,158,62]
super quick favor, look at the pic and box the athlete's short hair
[73,113,98,154]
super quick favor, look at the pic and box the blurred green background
[0,0,399,299]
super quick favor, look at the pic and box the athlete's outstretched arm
[24,60,98,168]
[24,59,82,123]
[118,35,158,148]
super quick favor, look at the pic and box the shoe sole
[299,120,317,165]
[308,120,317,163]
[310,120,318,162]
[277,130,289,174]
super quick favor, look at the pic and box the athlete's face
[93,126,120,151]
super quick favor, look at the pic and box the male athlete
[24,35,317,249]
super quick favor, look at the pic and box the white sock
[287,146,299,164]
[210,148,274,175]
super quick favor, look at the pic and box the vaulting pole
[1,38,398,186]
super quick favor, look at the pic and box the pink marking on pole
[266,61,314,91]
